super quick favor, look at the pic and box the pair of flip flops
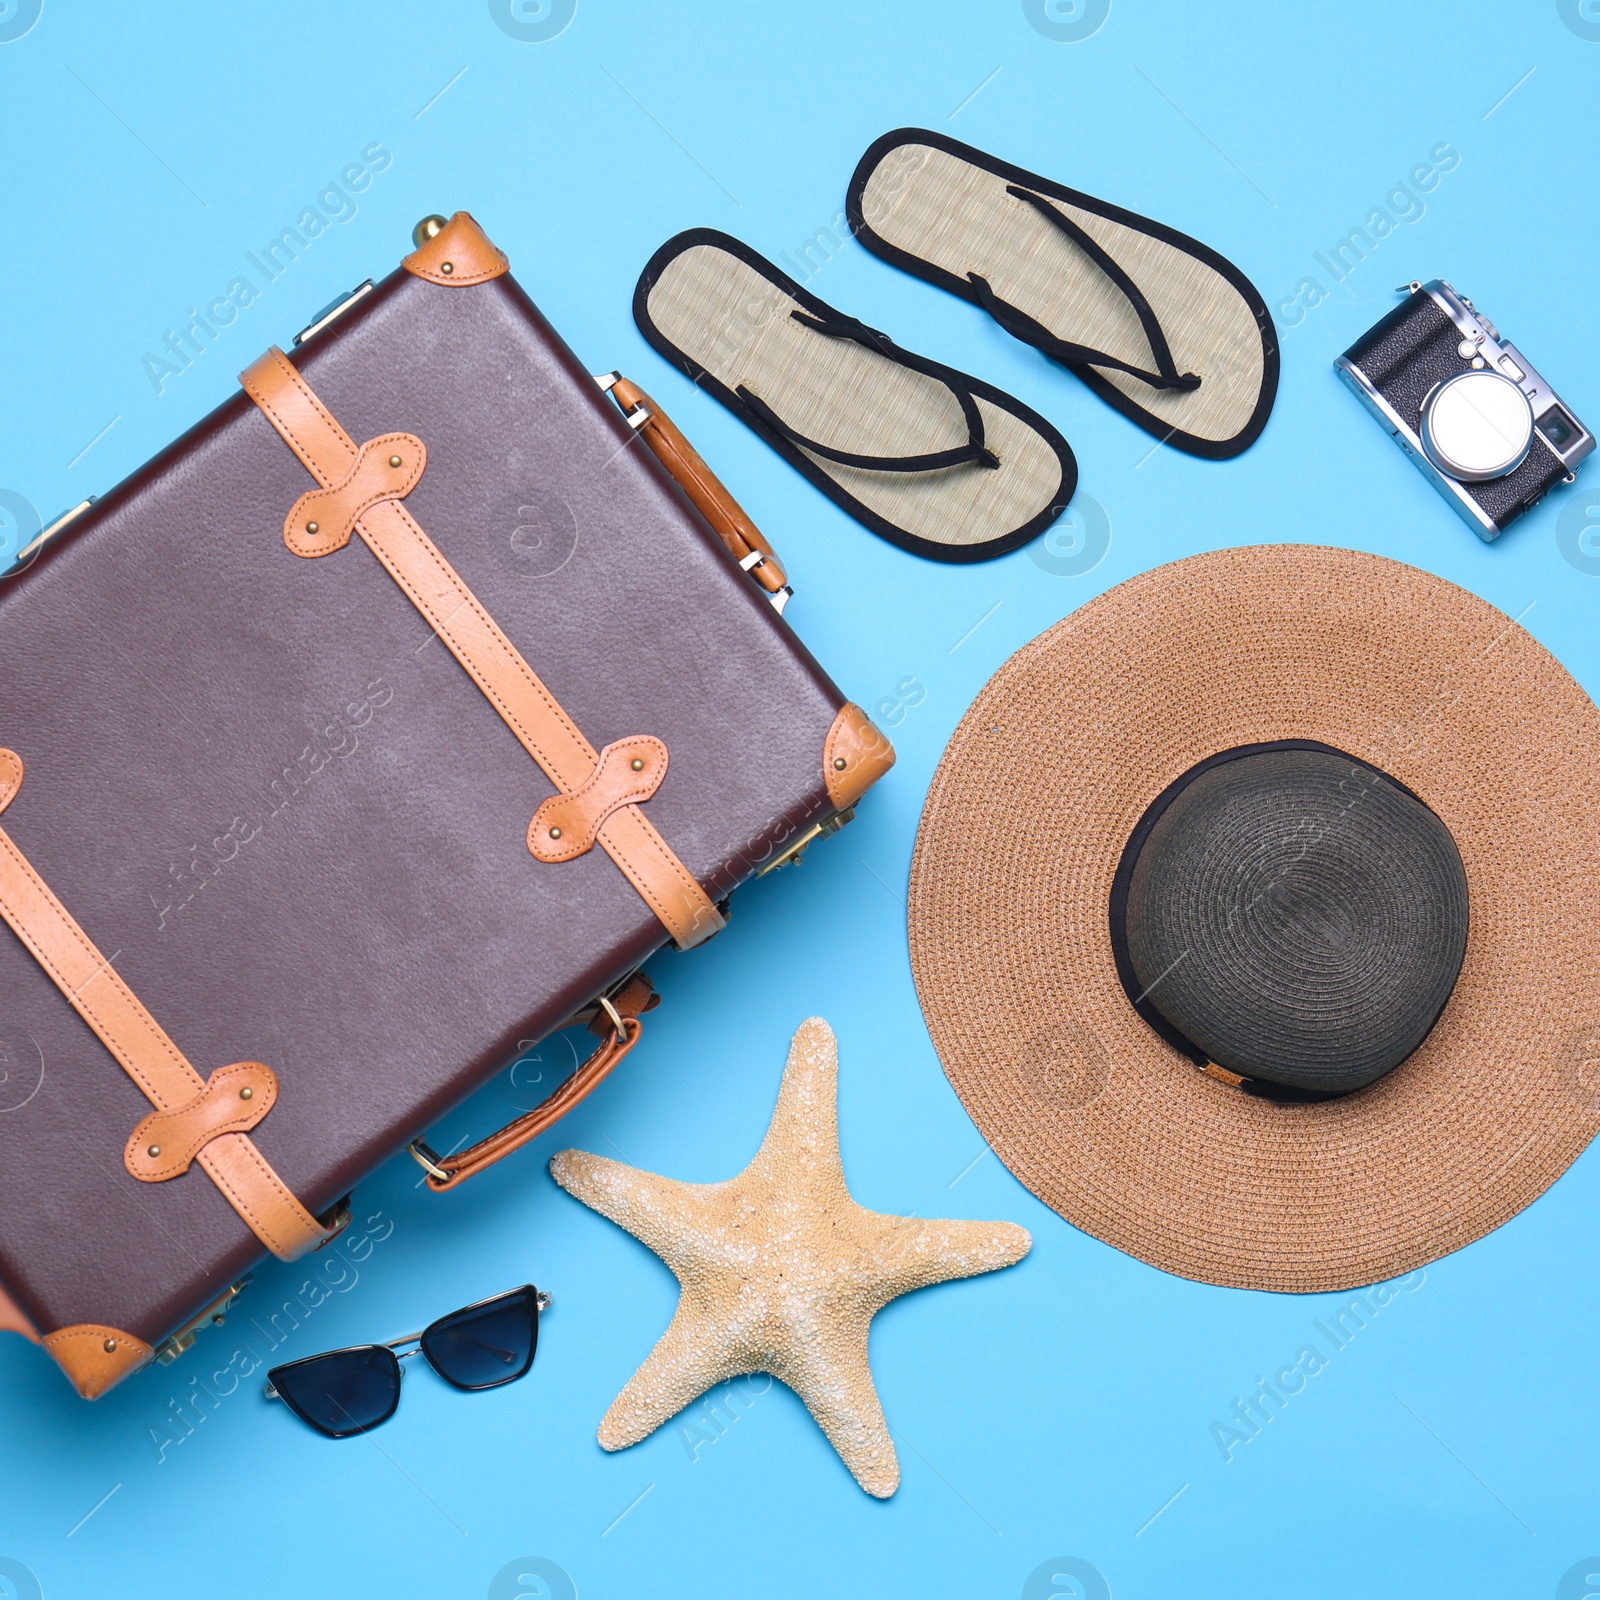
[635,129,1279,563]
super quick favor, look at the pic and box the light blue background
[3,3,1600,1596]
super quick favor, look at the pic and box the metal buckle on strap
[407,1140,455,1183]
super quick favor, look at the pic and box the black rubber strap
[735,308,1000,474]
[967,186,1202,393]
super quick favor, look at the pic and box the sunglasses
[263,1285,547,1438]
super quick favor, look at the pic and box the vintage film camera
[1336,280,1592,541]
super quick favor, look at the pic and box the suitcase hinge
[293,281,375,346]
[13,498,95,569]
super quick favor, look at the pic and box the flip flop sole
[634,229,1077,563]
[847,129,1278,460]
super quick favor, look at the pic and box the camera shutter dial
[1420,369,1535,482]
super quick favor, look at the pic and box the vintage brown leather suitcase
[0,213,892,1399]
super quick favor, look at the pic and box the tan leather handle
[609,376,789,595]
[411,974,656,1192]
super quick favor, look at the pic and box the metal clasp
[756,809,854,876]
[594,370,650,429]
[154,1277,252,1365]
[407,1140,455,1183]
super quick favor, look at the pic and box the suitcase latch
[757,809,854,875]
[154,1277,251,1366]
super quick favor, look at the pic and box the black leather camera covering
[1343,294,1565,531]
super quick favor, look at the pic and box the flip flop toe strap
[967,185,1202,394]
[736,309,1000,474]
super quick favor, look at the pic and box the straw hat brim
[908,545,1600,1292]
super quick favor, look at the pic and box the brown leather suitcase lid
[0,214,882,1390]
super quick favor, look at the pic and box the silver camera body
[1336,280,1593,541]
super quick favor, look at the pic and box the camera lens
[1419,370,1535,482]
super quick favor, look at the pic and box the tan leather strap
[124,1060,277,1182]
[528,736,668,863]
[286,433,425,557]
[412,973,657,1192]
[240,347,724,951]
[0,750,327,1261]
[608,376,789,595]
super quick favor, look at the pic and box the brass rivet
[239,1086,253,1101]
[147,1144,161,1158]
[411,214,448,247]
[389,455,402,468]
[833,757,848,770]
[549,826,562,840]
[630,758,645,772]
[440,261,454,276]
[103,1338,117,1353]
[306,521,320,535]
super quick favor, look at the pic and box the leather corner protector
[403,211,509,286]
[0,749,21,814]
[530,737,669,863]
[44,1325,154,1400]
[284,433,426,558]
[824,704,895,810]
[125,1062,278,1183]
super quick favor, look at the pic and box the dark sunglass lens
[421,1289,537,1390]
[270,1347,401,1438]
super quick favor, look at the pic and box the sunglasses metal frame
[263,1284,549,1438]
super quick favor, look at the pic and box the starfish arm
[776,1321,900,1499]
[749,1017,845,1180]
[862,1215,1032,1303]
[549,1149,715,1267]
[597,1301,746,1450]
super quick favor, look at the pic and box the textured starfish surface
[550,1017,1031,1497]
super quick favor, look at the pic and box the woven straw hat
[908,545,1600,1291]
